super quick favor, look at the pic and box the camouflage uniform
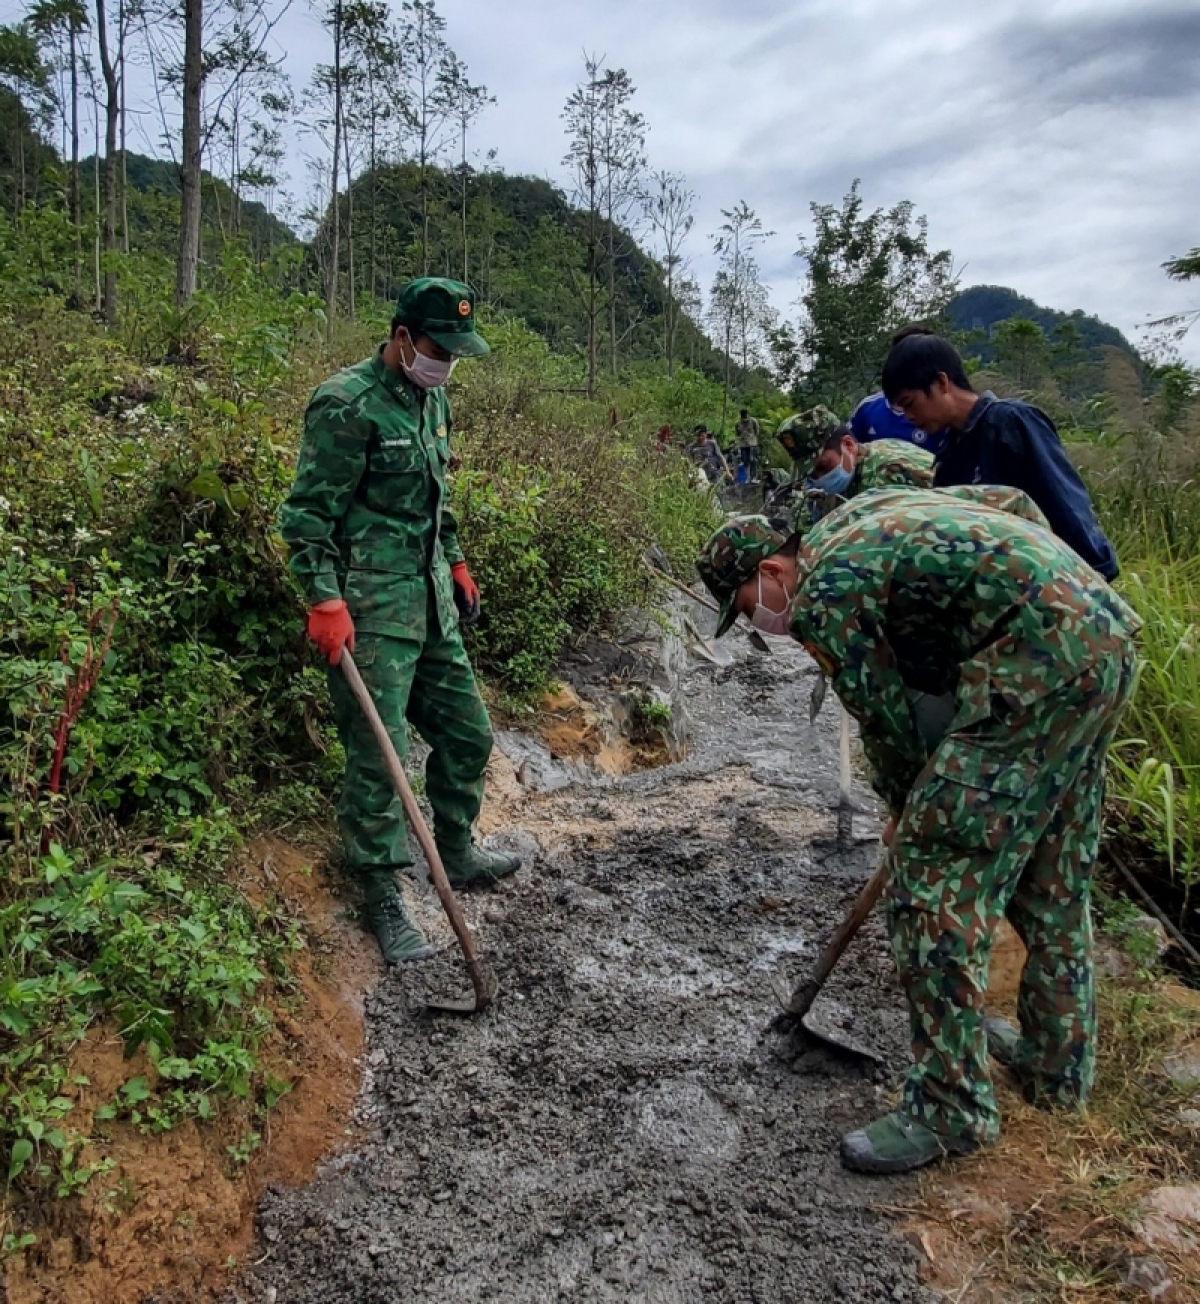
[697,493,1140,1147]
[797,438,936,531]
[280,282,493,899]
[775,405,840,478]
[853,439,934,493]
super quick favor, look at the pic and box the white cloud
[122,0,1200,362]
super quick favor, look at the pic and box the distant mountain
[328,161,747,386]
[946,284,1139,363]
[84,151,297,259]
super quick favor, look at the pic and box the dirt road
[243,618,935,1303]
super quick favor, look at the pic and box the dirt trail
[242,618,937,1303]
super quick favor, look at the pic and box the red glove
[450,561,480,625]
[306,599,355,665]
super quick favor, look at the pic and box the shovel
[770,850,891,1062]
[340,649,498,1015]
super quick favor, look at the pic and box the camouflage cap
[695,515,788,638]
[775,405,841,464]
[394,277,489,357]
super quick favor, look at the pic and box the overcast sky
[17,0,1199,363]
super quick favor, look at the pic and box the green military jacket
[280,350,463,641]
[787,486,1140,816]
[853,439,935,493]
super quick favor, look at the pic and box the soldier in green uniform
[695,493,1139,1174]
[799,426,935,528]
[773,405,841,482]
[280,278,521,964]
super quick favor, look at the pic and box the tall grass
[1091,441,1200,885]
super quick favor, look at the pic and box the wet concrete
[242,608,934,1303]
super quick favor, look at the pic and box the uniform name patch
[380,438,412,449]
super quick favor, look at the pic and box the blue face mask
[809,462,853,497]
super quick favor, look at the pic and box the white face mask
[400,332,457,389]
[750,571,793,637]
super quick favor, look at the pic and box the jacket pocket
[344,569,427,640]
[909,743,1031,855]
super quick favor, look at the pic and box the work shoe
[840,1112,980,1175]
[440,842,521,889]
[362,891,436,964]
[984,1016,1021,1070]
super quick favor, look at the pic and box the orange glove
[450,561,480,625]
[306,599,355,665]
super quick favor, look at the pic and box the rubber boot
[984,1016,1021,1070]
[438,840,521,889]
[840,1111,980,1175]
[361,872,435,964]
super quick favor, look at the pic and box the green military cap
[394,277,490,357]
[775,405,840,465]
[695,515,789,638]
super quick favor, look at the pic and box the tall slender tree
[438,52,491,283]
[94,0,121,322]
[401,0,451,276]
[711,201,770,432]
[644,169,694,378]
[595,66,644,377]
[562,54,606,399]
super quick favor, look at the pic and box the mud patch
[245,634,940,1303]
[3,839,374,1304]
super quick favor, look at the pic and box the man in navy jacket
[881,333,1118,580]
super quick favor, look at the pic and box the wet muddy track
[244,631,937,1303]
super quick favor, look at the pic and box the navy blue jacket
[933,392,1117,580]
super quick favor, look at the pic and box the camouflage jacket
[788,487,1141,815]
[853,439,935,493]
[794,439,937,531]
[279,349,462,640]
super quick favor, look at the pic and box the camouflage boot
[840,1112,980,1175]
[361,874,435,964]
[439,840,521,889]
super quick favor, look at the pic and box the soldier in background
[280,278,521,965]
[734,408,761,481]
[800,426,934,525]
[695,496,1139,1174]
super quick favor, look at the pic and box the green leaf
[94,1104,116,1122]
[120,1076,151,1104]
[8,1138,33,1182]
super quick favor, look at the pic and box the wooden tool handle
[785,850,891,1018]
[809,851,890,991]
[340,650,490,1004]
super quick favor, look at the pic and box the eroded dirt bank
[241,622,939,1303]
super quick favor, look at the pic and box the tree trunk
[368,104,377,301]
[95,0,120,327]
[118,0,128,255]
[343,114,355,319]
[325,0,343,343]
[174,0,204,312]
[91,97,101,312]
[460,124,468,282]
[69,24,81,294]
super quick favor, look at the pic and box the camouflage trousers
[326,598,493,898]
[889,641,1138,1145]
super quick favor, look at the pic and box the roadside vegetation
[1,0,1199,1294]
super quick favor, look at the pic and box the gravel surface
[242,620,937,1304]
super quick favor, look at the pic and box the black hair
[778,533,801,559]
[740,408,749,417]
[693,424,707,435]
[820,424,854,453]
[890,322,936,346]
[881,333,973,400]
[390,315,424,340]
